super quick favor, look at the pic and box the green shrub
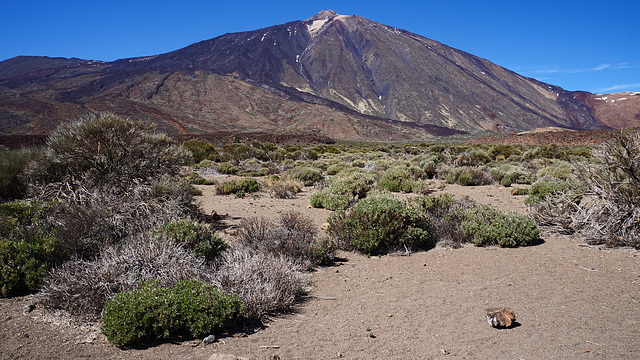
[326,163,347,175]
[536,160,573,181]
[182,139,218,163]
[377,166,416,193]
[216,177,261,195]
[461,205,540,247]
[0,201,66,297]
[328,192,431,255]
[501,176,512,187]
[457,170,474,186]
[309,190,352,211]
[525,180,571,205]
[330,171,376,198]
[441,167,493,186]
[216,162,239,175]
[101,279,243,347]
[310,171,376,211]
[154,220,228,262]
[292,167,324,186]
[0,148,35,201]
[488,145,522,160]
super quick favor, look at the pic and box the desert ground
[1,182,639,359]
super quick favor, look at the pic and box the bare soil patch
[1,184,639,359]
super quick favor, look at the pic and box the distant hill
[1,10,637,141]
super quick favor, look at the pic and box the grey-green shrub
[101,279,243,347]
[377,166,416,193]
[536,160,573,180]
[525,180,571,205]
[461,205,540,247]
[292,167,324,186]
[216,162,239,175]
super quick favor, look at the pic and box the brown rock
[486,307,516,328]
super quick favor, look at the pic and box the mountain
[1,10,636,141]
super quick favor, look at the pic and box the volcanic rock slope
[0,10,630,140]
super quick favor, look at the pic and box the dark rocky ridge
[1,10,627,141]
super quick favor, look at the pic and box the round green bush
[101,279,243,347]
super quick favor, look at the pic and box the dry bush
[238,211,332,269]
[263,175,302,199]
[214,244,306,319]
[33,178,198,259]
[38,235,213,320]
[530,130,640,248]
[30,113,190,188]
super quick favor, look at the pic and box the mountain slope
[0,10,626,141]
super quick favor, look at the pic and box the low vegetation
[4,112,636,350]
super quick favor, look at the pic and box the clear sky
[2,0,638,93]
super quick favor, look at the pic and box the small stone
[203,334,216,344]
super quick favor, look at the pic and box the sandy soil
[1,183,639,359]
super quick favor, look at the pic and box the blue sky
[2,0,638,93]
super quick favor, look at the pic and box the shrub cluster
[377,166,417,193]
[328,192,541,254]
[328,192,431,255]
[101,279,243,347]
[182,139,219,163]
[440,166,494,186]
[461,205,540,247]
[38,235,212,320]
